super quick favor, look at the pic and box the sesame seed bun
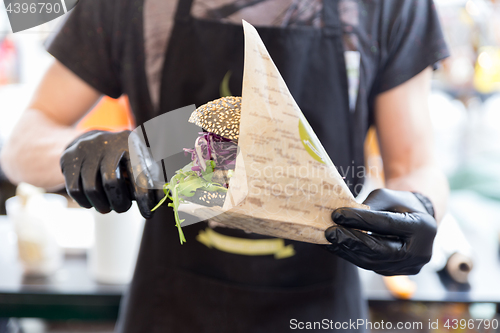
[188,96,241,142]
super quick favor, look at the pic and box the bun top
[189,96,241,142]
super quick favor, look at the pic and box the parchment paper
[180,21,368,244]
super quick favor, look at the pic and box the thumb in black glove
[60,130,164,219]
[325,188,437,276]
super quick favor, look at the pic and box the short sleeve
[375,0,449,94]
[46,0,122,98]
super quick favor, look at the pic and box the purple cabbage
[183,132,238,177]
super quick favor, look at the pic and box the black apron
[117,1,367,332]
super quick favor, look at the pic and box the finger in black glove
[60,130,163,219]
[325,188,437,276]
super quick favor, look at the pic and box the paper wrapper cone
[179,21,368,244]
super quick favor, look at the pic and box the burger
[152,96,242,243]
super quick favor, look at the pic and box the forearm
[0,108,83,190]
[384,164,449,222]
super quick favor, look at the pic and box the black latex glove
[325,188,437,276]
[60,130,163,218]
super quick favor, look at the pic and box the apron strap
[323,0,342,37]
[175,0,194,21]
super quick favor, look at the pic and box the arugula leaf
[151,160,228,244]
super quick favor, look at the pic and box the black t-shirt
[47,0,449,127]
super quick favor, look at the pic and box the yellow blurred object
[76,95,135,132]
[459,7,475,27]
[474,46,500,93]
[383,276,417,300]
[364,126,385,186]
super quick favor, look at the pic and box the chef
[1,0,450,332]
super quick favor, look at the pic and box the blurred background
[1,0,500,332]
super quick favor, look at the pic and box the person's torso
[118,0,379,283]
[117,2,373,331]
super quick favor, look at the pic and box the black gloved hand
[60,130,163,219]
[325,188,437,276]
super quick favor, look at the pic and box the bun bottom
[184,189,226,207]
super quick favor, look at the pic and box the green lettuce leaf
[151,161,228,244]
